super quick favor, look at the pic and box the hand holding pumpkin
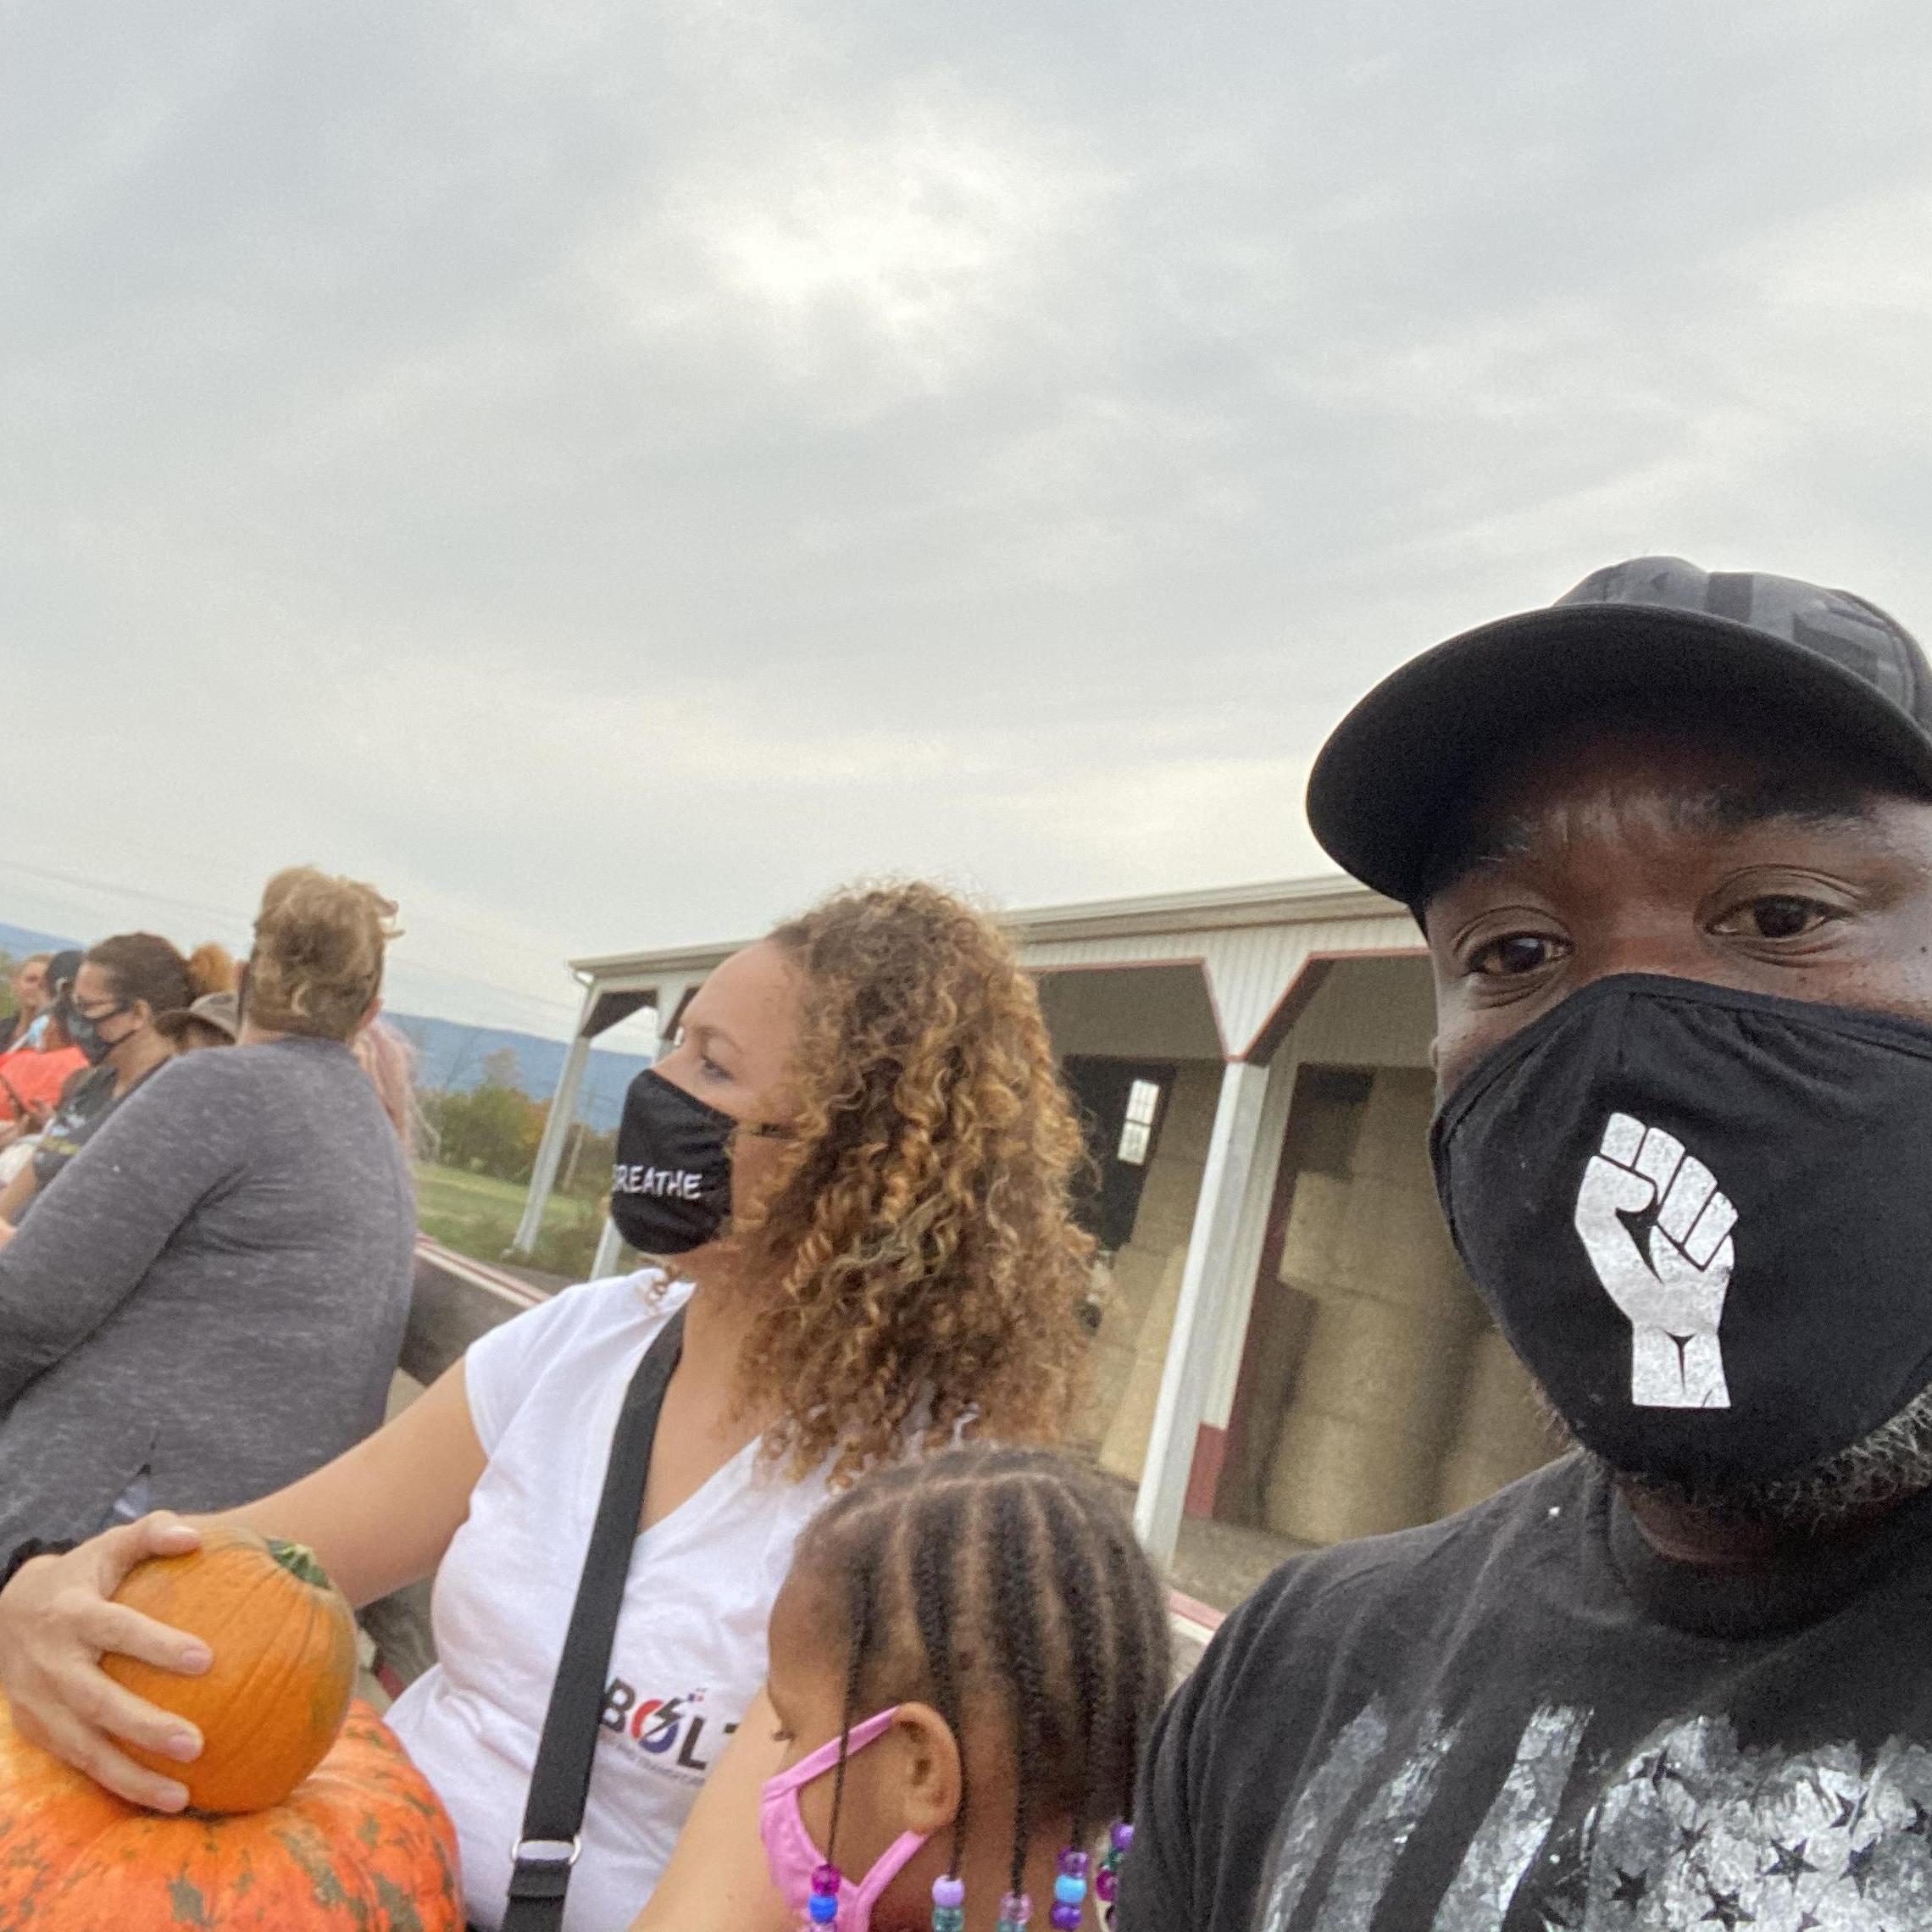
[0,1511,214,1810]
[0,1520,461,1928]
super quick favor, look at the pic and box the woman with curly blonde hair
[1,880,1095,1932]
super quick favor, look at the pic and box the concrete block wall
[1262,1068,1487,1542]
[1252,1065,1558,1544]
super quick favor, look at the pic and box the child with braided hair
[758,1446,1173,1932]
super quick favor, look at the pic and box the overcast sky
[6,1,1931,1037]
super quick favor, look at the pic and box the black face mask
[609,1069,786,1257]
[65,1002,131,1067]
[1431,974,1932,1485]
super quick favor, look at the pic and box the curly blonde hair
[729,881,1093,1482]
[247,867,399,1041]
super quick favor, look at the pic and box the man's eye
[1732,896,1832,941]
[1468,934,1566,978]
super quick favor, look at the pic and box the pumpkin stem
[266,1539,335,1592]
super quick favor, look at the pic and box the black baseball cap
[1306,556,1932,908]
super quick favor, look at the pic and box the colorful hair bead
[932,1873,967,1931]
[997,1893,1033,1930]
[1097,1818,1133,1919]
[1049,1847,1090,1928]
[808,1862,841,1924]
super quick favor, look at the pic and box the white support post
[1200,1047,1302,1430]
[589,1214,627,1281]
[510,980,599,1257]
[1133,1058,1274,1565]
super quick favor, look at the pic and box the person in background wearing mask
[0,938,236,1235]
[0,869,413,1550]
[0,950,86,1141]
[0,954,52,1055]
[1121,560,1932,1932]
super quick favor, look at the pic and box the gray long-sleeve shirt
[0,1035,414,1547]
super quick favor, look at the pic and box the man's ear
[887,1702,963,1840]
[358,994,383,1035]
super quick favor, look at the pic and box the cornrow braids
[987,1481,1049,1900]
[791,1446,1174,1919]
[1036,1478,1113,1846]
[824,1530,881,1867]
[908,1487,973,1879]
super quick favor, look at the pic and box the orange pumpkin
[0,1698,460,1929]
[102,1525,358,1813]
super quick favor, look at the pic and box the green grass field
[414,1163,604,1277]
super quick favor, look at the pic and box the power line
[0,854,581,1019]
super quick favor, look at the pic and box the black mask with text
[1430,974,1932,1485]
[609,1068,738,1256]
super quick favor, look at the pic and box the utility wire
[0,854,581,1020]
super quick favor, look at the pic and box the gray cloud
[5,0,1932,1029]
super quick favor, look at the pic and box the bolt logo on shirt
[1574,1113,1737,1410]
[600,1679,740,1780]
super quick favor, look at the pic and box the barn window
[1117,1077,1163,1165]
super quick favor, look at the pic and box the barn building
[513,874,1556,1596]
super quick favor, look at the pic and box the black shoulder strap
[501,1303,687,1932]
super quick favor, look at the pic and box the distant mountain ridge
[0,919,644,1130]
[0,920,82,958]
[386,1013,649,1130]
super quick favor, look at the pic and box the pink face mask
[760,1705,931,1929]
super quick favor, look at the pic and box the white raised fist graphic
[1573,1112,1736,1409]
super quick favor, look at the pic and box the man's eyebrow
[1415,817,1533,903]
[1690,780,1877,833]
[1419,783,1879,907]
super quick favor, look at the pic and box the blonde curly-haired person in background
[352,1013,436,1158]
[1,880,1096,1932]
[0,867,412,1551]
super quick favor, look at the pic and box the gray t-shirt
[0,1035,414,1546]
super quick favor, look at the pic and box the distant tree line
[418,1046,616,1191]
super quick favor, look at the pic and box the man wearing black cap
[1119,558,1932,1931]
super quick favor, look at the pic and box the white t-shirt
[385,1270,841,1932]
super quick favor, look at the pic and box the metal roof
[566,872,1421,1060]
[568,872,1402,977]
